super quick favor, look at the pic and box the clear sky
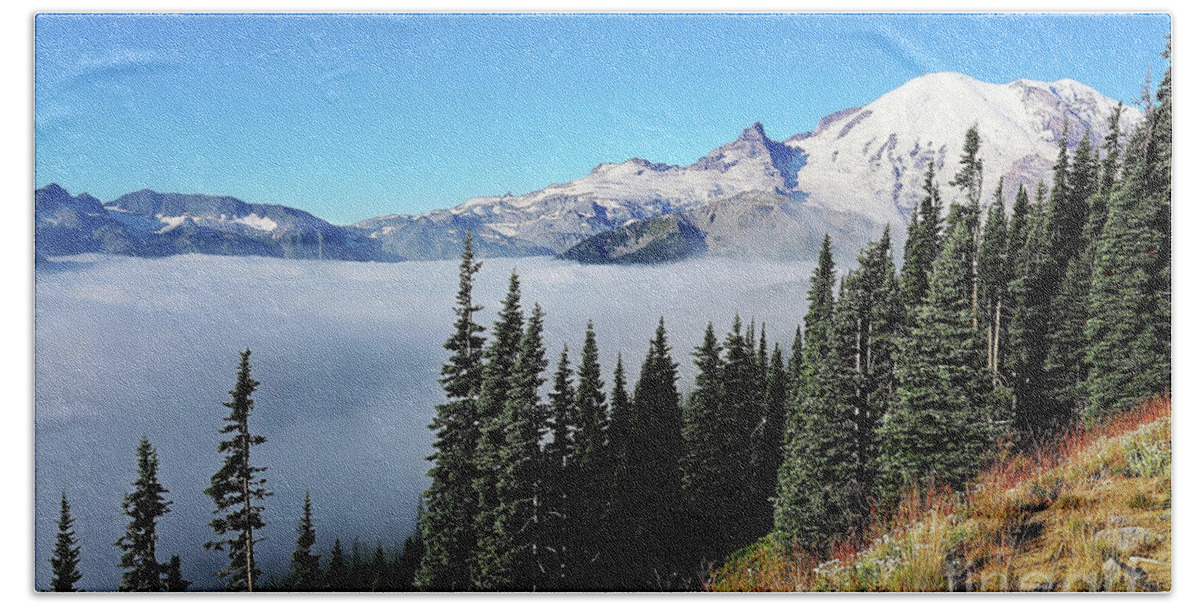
[35,13,1170,224]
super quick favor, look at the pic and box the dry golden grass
[709,394,1172,592]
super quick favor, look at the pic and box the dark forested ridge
[40,45,1169,593]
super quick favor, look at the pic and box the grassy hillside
[710,395,1171,592]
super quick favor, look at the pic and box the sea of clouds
[34,253,816,590]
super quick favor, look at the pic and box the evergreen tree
[324,539,349,591]
[719,315,763,547]
[775,233,840,547]
[775,238,858,551]
[603,351,633,584]
[1066,129,1099,254]
[609,319,685,589]
[1042,127,1102,425]
[116,436,172,591]
[204,349,271,592]
[1043,127,1081,275]
[568,321,608,588]
[471,271,525,588]
[950,126,985,215]
[947,126,985,328]
[290,492,321,591]
[540,344,575,589]
[1006,185,1032,288]
[474,304,548,590]
[1150,39,1172,390]
[836,229,902,497]
[978,180,1010,387]
[1093,103,1126,232]
[899,163,944,312]
[368,544,395,592]
[752,344,789,535]
[417,233,487,591]
[607,353,633,491]
[1006,182,1053,433]
[877,218,993,499]
[162,555,190,592]
[680,323,728,563]
[804,235,838,344]
[50,491,82,592]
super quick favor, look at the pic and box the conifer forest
[35,18,1171,593]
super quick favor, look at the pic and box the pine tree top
[51,491,83,592]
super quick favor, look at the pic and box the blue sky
[35,13,1170,224]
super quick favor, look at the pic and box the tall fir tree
[540,344,575,589]
[603,351,633,584]
[50,491,83,592]
[417,233,487,591]
[1006,182,1054,433]
[1150,39,1172,390]
[396,527,425,591]
[1043,126,1079,275]
[290,492,321,591]
[680,322,729,563]
[877,217,993,499]
[471,271,525,588]
[474,304,549,590]
[977,179,1010,388]
[568,321,608,588]
[607,353,633,506]
[609,319,686,589]
[204,349,271,592]
[947,126,985,329]
[719,315,765,548]
[1004,184,1032,303]
[752,344,789,536]
[755,322,769,400]
[834,229,902,500]
[774,237,859,551]
[116,436,173,591]
[1090,103,1126,244]
[1042,128,1101,425]
[899,163,944,313]
[324,539,349,591]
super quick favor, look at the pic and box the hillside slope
[711,396,1172,592]
[561,190,881,264]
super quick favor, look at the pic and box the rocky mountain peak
[737,122,769,143]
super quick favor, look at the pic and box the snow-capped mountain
[35,186,396,261]
[785,72,1139,228]
[358,72,1137,259]
[355,122,809,259]
[36,72,1140,263]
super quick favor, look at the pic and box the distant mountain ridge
[35,184,396,261]
[36,72,1139,263]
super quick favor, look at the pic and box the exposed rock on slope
[562,190,880,264]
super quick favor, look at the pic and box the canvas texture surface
[34,13,1172,592]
